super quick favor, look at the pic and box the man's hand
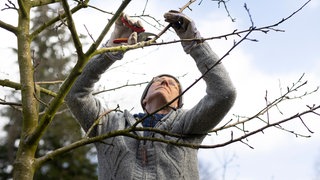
[104,13,144,61]
[164,10,202,54]
[107,13,144,47]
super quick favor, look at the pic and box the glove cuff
[103,41,124,61]
[182,31,202,54]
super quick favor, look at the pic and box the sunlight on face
[143,76,181,108]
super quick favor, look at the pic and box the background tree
[0,4,97,179]
[0,0,319,179]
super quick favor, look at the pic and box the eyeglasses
[152,77,180,88]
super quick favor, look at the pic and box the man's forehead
[156,76,174,80]
[156,75,179,82]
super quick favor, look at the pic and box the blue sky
[1,0,320,179]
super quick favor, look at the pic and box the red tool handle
[113,16,145,44]
[121,17,145,33]
[113,37,129,44]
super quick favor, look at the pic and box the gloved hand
[164,10,202,54]
[105,13,143,60]
[107,13,143,47]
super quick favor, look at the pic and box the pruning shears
[113,17,157,44]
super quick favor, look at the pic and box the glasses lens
[153,77,179,87]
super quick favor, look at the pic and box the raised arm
[65,13,143,134]
[185,42,236,134]
[65,54,116,134]
[164,11,236,134]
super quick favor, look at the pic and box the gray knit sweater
[66,42,236,180]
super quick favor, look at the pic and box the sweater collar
[134,113,166,127]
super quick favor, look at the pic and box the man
[66,10,236,180]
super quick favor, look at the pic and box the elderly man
[66,10,236,180]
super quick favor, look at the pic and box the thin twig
[85,106,120,138]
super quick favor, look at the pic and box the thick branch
[25,0,132,146]
[17,0,28,18]
[0,79,58,97]
[0,20,18,34]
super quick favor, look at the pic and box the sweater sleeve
[65,53,117,135]
[177,42,236,135]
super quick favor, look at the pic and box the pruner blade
[137,32,158,42]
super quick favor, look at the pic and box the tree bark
[13,1,39,179]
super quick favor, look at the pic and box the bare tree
[0,0,319,179]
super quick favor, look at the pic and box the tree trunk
[13,2,39,179]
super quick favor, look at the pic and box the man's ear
[142,99,147,109]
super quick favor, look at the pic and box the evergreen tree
[0,5,97,179]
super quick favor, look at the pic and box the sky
[1,0,320,180]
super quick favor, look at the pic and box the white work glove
[164,10,202,54]
[105,13,143,60]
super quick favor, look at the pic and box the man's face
[143,76,180,108]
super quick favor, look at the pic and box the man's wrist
[103,41,124,61]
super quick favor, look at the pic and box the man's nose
[160,79,169,86]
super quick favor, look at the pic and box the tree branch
[17,0,28,18]
[34,102,320,167]
[0,79,58,97]
[30,0,88,40]
[25,0,132,146]
[212,74,318,135]
[151,0,197,43]
[61,0,84,58]
[93,81,149,96]
[30,0,61,7]
[85,0,132,56]
[0,100,22,107]
[29,0,317,170]
[206,105,320,149]
[92,0,308,57]
[0,20,18,34]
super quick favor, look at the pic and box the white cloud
[309,0,320,9]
